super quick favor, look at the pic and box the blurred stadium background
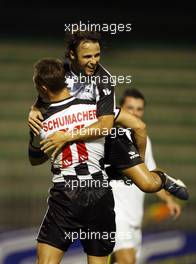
[0,4,195,264]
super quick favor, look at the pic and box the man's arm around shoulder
[28,132,49,166]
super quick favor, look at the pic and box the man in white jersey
[29,58,117,264]
[110,89,181,264]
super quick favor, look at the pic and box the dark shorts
[37,180,116,256]
[104,128,143,170]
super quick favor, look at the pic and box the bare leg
[110,248,136,264]
[122,163,163,193]
[36,242,64,264]
[87,255,108,264]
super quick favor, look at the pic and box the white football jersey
[40,96,107,183]
[111,136,156,227]
[64,61,116,117]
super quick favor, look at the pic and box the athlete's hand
[166,200,181,220]
[40,131,71,159]
[28,107,43,136]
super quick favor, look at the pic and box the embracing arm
[28,132,49,166]
[28,97,50,135]
[115,108,147,160]
[40,114,114,158]
[65,114,114,141]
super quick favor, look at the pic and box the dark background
[0,4,196,44]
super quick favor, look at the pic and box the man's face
[122,96,145,119]
[72,40,101,76]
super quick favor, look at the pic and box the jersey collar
[49,96,75,107]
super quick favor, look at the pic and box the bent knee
[36,258,60,264]
[139,179,159,193]
[36,242,63,264]
[119,257,136,264]
[115,250,136,264]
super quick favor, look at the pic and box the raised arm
[28,96,50,135]
[115,108,147,160]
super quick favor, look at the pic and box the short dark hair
[120,89,146,106]
[65,30,101,58]
[34,58,65,92]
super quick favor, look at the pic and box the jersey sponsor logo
[84,84,94,93]
[129,151,135,155]
[128,151,140,159]
[63,159,72,166]
[103,88,111,96]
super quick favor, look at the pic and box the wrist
[68,127,86,142]
[31,105,39,111]
[67,130,79,142]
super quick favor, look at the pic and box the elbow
[141,122,146,130]
[134,121,146,132]
[31,162,38,166]
[106,120,114,131]
[29,156,43,166]
[29,157,40,166]
[138,121,146,130]
[28,146,47,166]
